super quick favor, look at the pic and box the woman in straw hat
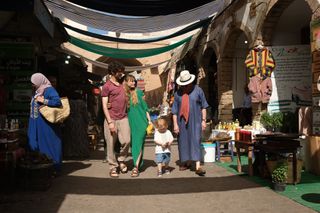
[172,70,209,176]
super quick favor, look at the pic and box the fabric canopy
[45,0,223,33]
[63,17,211,43]
[69,36,192,58]
[65,0,216,16]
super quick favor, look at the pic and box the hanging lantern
[92,87,101,95]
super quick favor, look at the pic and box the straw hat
[176,70,195,86]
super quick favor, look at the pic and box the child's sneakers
[157,170,163,177]
[164,169,170,175]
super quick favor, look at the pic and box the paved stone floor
[0,143,316,213]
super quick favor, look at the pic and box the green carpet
[215,156,320,212]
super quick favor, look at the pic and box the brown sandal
[109,168,119,178]
[131,167,139,177]
[195,167,206,176]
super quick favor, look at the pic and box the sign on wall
[267,45,312,112]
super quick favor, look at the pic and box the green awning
[69,35,192,59]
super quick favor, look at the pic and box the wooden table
[254,133,301,184]
[234,140,255,176]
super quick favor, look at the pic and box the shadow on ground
[301,193,320,204]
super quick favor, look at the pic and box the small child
[154,118,174,177]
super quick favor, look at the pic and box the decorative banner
[267,45,311,112]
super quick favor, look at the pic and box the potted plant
[260,112,283,132]
[271,163,288,192]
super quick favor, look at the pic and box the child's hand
[161,143,167,148]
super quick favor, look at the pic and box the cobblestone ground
[0,142,316,213]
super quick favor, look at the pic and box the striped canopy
[45,0,223,33]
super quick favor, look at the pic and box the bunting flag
[63,17,211,43]
[64,0,216,16]
[45,0,223,33]
[68,35,192,58]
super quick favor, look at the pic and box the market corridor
[0,142,315,213]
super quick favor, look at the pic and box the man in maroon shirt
[101,61,131,178]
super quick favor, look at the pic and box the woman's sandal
[131,167,139,177]
[109,168,119,178]
[119,162,128,174]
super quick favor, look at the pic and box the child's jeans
[155,153,171,164]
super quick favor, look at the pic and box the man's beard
[117,76,124,84]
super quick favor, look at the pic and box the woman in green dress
[125,75,152,177]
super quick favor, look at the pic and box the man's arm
[102,96,116,132]
[201,108,207,131]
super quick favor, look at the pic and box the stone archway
[200,47,218,123]
[263,0,317,45]
[257,0,314,128]
[218,28,250,121]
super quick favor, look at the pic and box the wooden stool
[216,140,234,162]
[234,140,255,176]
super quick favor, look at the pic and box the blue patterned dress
[28,87,62,170]
[171,85,209,162]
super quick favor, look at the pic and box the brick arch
[305,0,320,19]
[262,0,316,45]
[199,47,218,121]
[218,26,250,121]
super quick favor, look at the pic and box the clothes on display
[245,47,275,78]
[248,75,272,103]
[62,100,89,158]
[245,43,276,104]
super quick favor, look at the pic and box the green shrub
[260,112,283,130]
[271,164,288,183]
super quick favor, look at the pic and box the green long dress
[128,89,149,168]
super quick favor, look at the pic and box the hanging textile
[65,0,216,16]
[63,17,211,43]
[45,0,223,33]
[68,36,192,58]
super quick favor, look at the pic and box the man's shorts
[155,153,171,164]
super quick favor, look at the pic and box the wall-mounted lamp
[65,60,69,64]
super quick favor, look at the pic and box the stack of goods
[212,132,232,141]
[239,130,252,141]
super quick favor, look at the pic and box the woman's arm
[37,87,61,107]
